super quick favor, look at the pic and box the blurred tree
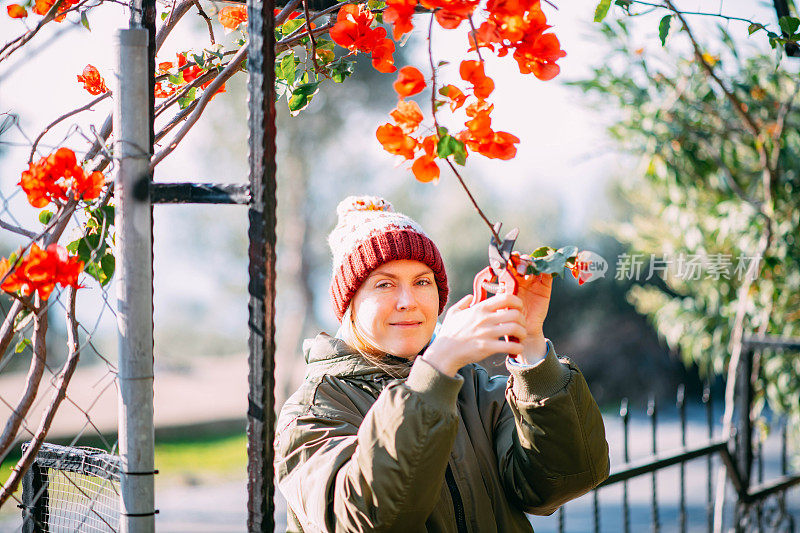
[572,21,800,439]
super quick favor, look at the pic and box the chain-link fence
[1,104,122,531]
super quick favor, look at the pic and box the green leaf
[160,11,170,20]
[779,16,800,36]
[66,239,80,254]
[367,0,384,8]
[436,134,467,165]
[437,60,450,67]
[328,57,354,83]
[39,210,54,225]
[748,23,765,35]
[288,82,320,114]
[178,87,197,109]
[100,253,115,285]
[80,11,90,30]
[168,73,184,85]
[530,246,555,258]
[594,0,612,23]
[14,338,31,354]
[192,53,206,68]
[658,15,672,46]
[281,18,304,35]
[280,52,296,85]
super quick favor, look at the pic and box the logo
[572,251,607,285]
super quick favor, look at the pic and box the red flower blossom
[390,99,424,135]
[460,60,495,99]
[7,4,27,18]
[19,148,105,207]
[376,123,418,159]
[76,65,108,95]
[393,66,426,97]
[513,31,566,80]
[420,0,479,29]
[383,0,417,40]
[32,0,78,21]
[1,244,84,301]
[330,4,396,73]
[412,135,440,182]
[439,84,467,111]
[219,5,247,30]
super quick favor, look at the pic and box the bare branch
[157,0,194,53]
[0,0,66,65]
[631,0,768,27]
[29,92,111,164]
[150,45,247,168]
[0,220,37,239]
[426,14,500,245]
[467,16,483,63]
[0,300,48,463]
[193,0,216,45]
[302,0,322,75]
[0,287,81,507]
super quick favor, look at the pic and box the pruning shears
[470,223,528,342]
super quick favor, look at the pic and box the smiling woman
[274,195,610,532]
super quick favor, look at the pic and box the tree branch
[29,92,111,164]
[0,0,66,65]
[0,287,81,507]
[0,220,37,239]
[426,14,501,245]
[0,300,48,464]
[150,45,247,169]
[193,0,216,45]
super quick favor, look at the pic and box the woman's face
[350,259,439,358]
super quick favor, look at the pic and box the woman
[275,195,609,532]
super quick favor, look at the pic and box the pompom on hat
[328,195,449,322]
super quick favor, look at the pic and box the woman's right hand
[422,293,528,377]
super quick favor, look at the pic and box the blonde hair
[340,306,413,379]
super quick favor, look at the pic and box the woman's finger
[485,308,526,326]
[447,294,473,315]
[481,292,524,312]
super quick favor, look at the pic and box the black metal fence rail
[548,335,800,533]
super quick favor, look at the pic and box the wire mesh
[1,91,120,533]
[21,443,121,533]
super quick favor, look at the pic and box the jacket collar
[303,333,414,380]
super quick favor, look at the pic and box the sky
[0,0,791,358]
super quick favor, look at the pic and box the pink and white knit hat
[328,195,448,322]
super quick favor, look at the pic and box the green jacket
[275,333,610,532]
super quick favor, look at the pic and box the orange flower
[1,244,84,301]
[390,100,424,134]
[376,123,418,159]
[7,4,27,18]
[158,61,174,72]
[76,65,108,96]
[420,0,479,29]
[393,66,426,97]
[19,148,105,207]
[370,33,397,73]
[330,4,395,72]
[177,53,204,83]
[330,4,378,52]
[477,131,520,160]
[383,0,417,40]
[512,31,565,80]
[32,0,77,21]
[459,60,494,98]
[219,5,247,30]
[154,82,177,98]
[439,85,467,111]
[412,155,440,182]
[465,109,492,139]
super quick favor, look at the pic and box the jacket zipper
[445,463,468,533]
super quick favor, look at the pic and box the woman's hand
[422,293,528,377]
[514,272,553,363]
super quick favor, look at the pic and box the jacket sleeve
[487,340,610,515]
[275,358,463,532]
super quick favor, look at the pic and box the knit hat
[328,195,448,322]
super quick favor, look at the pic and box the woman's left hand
[515,272,553,337]
[513,272,553,362]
